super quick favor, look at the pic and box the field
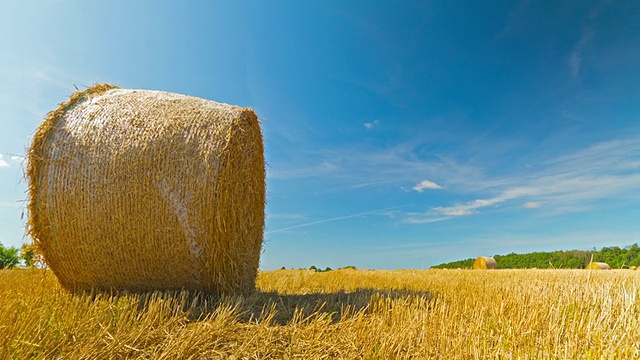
[1,269,639,359]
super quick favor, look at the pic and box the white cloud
[0,154,9,168]
[523,201,546,209]
[431,198,503,217]
[0,154,26,169]
[405,196,507,223]
[10,155,26,167]
[434,207,476,216]
[364,120,380,130]
[412,179,443,192]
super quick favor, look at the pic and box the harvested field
[2,269,639,359]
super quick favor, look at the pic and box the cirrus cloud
[403,138,640,224]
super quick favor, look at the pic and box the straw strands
[473,256,497,269]
[27,84,265,295]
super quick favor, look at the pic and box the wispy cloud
[404,216,453,224]
[0,154,9,168]
[433,201,489,216]
[0,201,25,209]
[266,205,406,234]
[267,114,640,224]
[524,201,546,209]
[267,138,482,190]
[404,138,640,223]
[350,179,399,189]
[20,58,94,92]
[10,155,26,168]
[0,154,27,169]
[267,160,341,180]
[407,187,534,222]
[267,213,305,220]
[1,56,96,126]
[364,120,380,130]
[412,179,443,192]
[569,28,594,78]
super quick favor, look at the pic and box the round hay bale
[473,256,497,270]
[586,262,611,270]
[27,84,265,295]
[630,266,637,271]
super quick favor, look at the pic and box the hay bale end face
[473,256,497,270]
[27,84,265,295]
[586,262,611,270]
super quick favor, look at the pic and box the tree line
[0,242,39,269]
[431,244,640,269]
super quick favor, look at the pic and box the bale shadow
[237,288,434,325]
[78,287,434,325]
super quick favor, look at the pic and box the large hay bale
[586,262,611,270]
[27,84,265,295]
[473,256,497,270]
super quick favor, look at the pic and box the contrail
[265,205,407,234]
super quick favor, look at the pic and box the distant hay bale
[473,256,497,270]
[27,84,265,295]
[631,266,637,271]
[586,262,611,270]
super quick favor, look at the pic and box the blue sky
[1,1,640,269]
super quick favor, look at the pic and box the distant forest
[431,244,640,269]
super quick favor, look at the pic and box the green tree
[339,265,357,270]
[21,243,35,268]
[0,243,20,269]
[432,244,640,269]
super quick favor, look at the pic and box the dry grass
[27,84,265,295]
[2,268,640,359]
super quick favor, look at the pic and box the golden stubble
[2,268,639,359]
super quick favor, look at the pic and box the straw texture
[473,256,497,270]
[586,262,611,270]
[27,84,265,294]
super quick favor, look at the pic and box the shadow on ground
[82,288,434,325]
[237,288,434,324]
